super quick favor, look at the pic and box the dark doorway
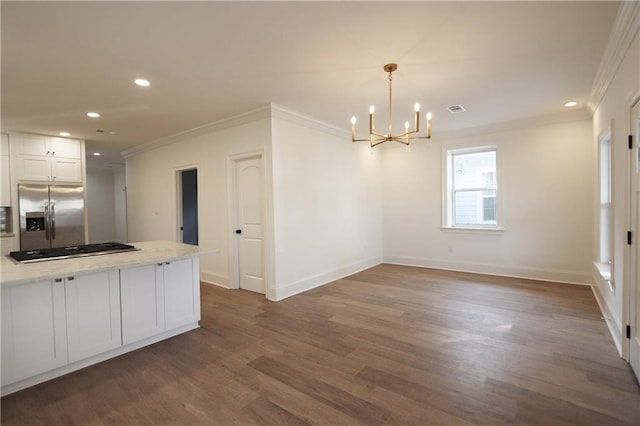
[180,168,198,245]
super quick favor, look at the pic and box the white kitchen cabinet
[14,133,48,156]
[46,137,82,159]
[65,271,122,363]
[51,157,83,182]
[13,133,83,183]
[164,258,201,330]
[120,258,199,345]
[15,134,81,159]
[1,241,208,396]
[1,279,68,386]
[1,134,10,206]
[120,264,165,345]
[16,155,82,182]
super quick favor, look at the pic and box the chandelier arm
[350,63,432,148]
[370,130,387,138]
[352,137,370,143]
[371,139,390,148]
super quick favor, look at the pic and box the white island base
[1,241,218,396]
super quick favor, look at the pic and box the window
[445,146,499,228]
[598,133,612,273]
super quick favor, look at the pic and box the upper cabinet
[12,133,83,183]
[1,134,10,206]
[16,134,81,159]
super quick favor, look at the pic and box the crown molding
[588,0,640,114]
[121,105,272,159]
[433,108,591,142]
[121,103,350,159]
[270,103,350,139]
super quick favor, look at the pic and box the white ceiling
[1,1,620,167]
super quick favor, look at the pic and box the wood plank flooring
[2,264,639,425]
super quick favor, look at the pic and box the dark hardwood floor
[2,264,639,425]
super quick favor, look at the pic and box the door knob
[235,229,242,234]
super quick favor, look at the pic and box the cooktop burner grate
[9,242,138,263]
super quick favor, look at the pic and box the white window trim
[596,128,613,290]
[442,144,502,231]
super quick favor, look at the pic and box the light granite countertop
[1,240,219,287]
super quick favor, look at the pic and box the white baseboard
[200,271,230,288]
[590,281,624,357]
[272,256,383,301]
[383,255,592,286]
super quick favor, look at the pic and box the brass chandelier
[351,63,432,148]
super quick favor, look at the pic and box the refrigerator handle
[44,203,50,241]
[51,203,56,241]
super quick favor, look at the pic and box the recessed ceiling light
[87,112,100,118]
[59,132,70,137]
[93,152,101,156]
[134,78,150,87]
[108,131,117,135]
[564,101,577,107]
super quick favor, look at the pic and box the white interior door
[630,99,640,380]
[234,156,265,294]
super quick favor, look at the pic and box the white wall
[270,112,383,300]
[113,166,128,243]
[86,168,116,243]
[592,30,640,354]
[126,113,272,290]
[124,105,383,301]
[382,119,594,284]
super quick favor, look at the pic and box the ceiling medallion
[351,63,432,148]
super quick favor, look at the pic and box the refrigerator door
[49,185,85,248]
[19,184,50,251]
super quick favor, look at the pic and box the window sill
[594,262,614,292]
[441,226,505,234]
[594,261,611,282]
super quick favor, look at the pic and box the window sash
[452,188,497,227]
[447,147,498,228]
[598,134,611,264]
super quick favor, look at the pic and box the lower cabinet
[164,258,201,330]
[120,258,200,345]
[65,271,122,363]
[1,279,68,386]
[120,264,165,345]
[1,256,201,394]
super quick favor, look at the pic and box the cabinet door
[164,258,201,330]
[51,158,82,183]
[15,133,48,156]
[17,155,50,181]
[1,154,10,206]
[49,137,81,159]
[66,271,122,363]
[120,264,165,345]
[1,280,67,386]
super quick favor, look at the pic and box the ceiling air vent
[447,104,466,114]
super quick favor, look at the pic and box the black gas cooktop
[9,242,138,263]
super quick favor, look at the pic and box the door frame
[627,93,640,376]
[227,149,272,298]
[174,164,199,244]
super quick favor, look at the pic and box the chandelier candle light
[351,63,432,148]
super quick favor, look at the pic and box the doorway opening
[177,168,198,246]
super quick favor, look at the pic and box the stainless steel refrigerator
[18,184,85,251]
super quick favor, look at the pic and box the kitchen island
[1,240,218,396]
